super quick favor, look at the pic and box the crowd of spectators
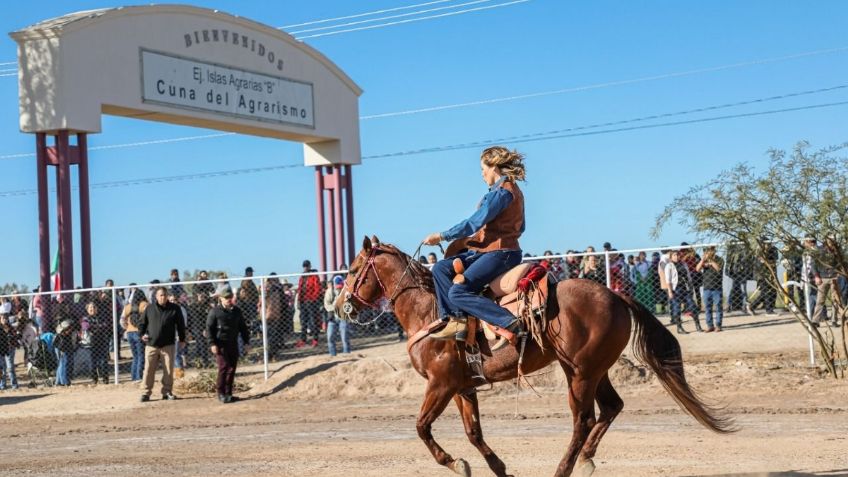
[521,239,846,334]
[1,237,846,390]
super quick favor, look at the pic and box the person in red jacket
[296,260,323,348]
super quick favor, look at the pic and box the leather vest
[467,180,524,253]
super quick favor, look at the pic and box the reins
[341,243,433,326]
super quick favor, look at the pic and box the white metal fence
[0,241,843,388]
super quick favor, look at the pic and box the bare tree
[654,141,848,378]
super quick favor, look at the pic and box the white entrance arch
[11,5,362,291]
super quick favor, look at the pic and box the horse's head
[335,235,394,319]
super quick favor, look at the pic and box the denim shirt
[441,176,523,242]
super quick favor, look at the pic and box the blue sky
[1,0,847,287]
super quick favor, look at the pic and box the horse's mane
[376,243,435,293]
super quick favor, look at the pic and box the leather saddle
[445,238,549,341]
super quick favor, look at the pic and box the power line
[280,0,457,29]
[290,0,496,35]
[361,45,848,119]
[295,0,532,39]
[364,84,848,154]
[363,100,848,159]
[0,1,515,68]
[1,83,843,161]
[0,162,302,198]
[0,133,236,161]
[1,97,845,198]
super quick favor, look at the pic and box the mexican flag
[50,249,61,292]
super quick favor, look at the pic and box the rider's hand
[423,233,442,246]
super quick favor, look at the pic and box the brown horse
[335,237,734,477]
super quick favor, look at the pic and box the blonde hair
[481,146,526,182]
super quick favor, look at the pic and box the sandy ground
[1,311,847,477]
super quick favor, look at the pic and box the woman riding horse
[423,146,526,345]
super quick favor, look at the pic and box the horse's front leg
[417,380,468,476]
[454,392,511,477]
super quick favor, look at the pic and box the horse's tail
[617,293,737,434]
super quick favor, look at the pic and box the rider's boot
[491,319,525,351]
[429,316,468,341]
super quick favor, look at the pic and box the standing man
[168,268,185,297]
[810,237,840,326]
[296,260,322,348]
[697,246,725,332]
[323,275,351,356]
[138,287,186,402]
[207,289,250,403]
[726,244,753,313]
[747,238,779,316]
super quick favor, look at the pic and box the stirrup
[490,321,525,351]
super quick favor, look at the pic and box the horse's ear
[362,235,372,253]
[371,235,381,246]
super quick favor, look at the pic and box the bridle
[340,244,426,323]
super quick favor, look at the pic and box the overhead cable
[363,100,848,159]
[1,83,842,161]
[0,163,302,198]
[361,46,848,119]
[289,0,496,34]
[280,0,457,29]
[1,97,845,198]
[0,0,515,67]
[295,0,531,39]
[0,133,236,161]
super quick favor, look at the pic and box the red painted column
[36,133,51,293]
[315,167,327,274]
[56,131,74,291]
[326,167,337,272]
[77,133,92,288]
[332,166,344,268]
[344,165,355,262]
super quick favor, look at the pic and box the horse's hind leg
[554,373,598,477]
[576,373,624,476]
[418,381,467,475]
[454,392,511,477]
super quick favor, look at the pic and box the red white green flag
[50,249,61,292]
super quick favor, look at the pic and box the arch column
[35,131,93,291]
[315,165,355,272]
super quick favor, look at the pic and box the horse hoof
[576,458,596,477]
[449,458,471,477]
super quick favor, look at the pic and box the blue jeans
[670,288,697,322]
[1,349,18,389]
[55,350,70,386]
[432,249,523,328]
[703,289,724,328]
[299,300,321,341]
[127,332,145,381]
[175,342,187,369]
[326,318,350,356]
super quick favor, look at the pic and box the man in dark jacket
[139,287,186,402]
[207,289,250,403]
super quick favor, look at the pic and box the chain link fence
[1,241,844,388]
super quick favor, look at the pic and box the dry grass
[175,371,251,395]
